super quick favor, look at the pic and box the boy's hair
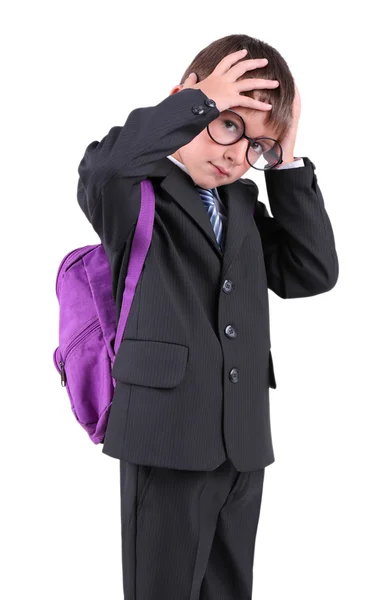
[180,34,295,142]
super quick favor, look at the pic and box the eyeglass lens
[207,111,282,170]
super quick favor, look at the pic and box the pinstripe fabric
[119,457,265,599]
[76,84,339,600]
[77,87,339,472]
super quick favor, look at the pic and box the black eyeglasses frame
[206,109,284,171]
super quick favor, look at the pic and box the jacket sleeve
[76,88,220,254]
[253,157,339,298]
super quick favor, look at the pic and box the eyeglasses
[206,109,283,171]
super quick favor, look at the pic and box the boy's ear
[169,84,184,96]
[169,74,198,95]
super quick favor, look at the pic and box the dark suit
[76,87,338,598]
[77,87,339,473]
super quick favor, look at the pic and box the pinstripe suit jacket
[77,88,339,471]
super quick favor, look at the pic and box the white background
[2,1,389,598]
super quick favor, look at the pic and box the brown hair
[180,34,295,142]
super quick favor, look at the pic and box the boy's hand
[180,49,280,114]
[277,82,301,164]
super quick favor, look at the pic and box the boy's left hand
[278,82,301,164]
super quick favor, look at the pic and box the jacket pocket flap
[269,350,277,389]
[112,339,189,388]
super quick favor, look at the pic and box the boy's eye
[250,141,263,154]
[224,120,238,132]
[250,140,276,156]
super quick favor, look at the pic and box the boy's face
[169,85,279,189]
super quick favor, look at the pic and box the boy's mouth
[210,163,230,176]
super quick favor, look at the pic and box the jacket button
[192,105,205,115]
[204,98,216,108]
[229,368,239,383]
[224,325,237,339]
[222,279,233,293]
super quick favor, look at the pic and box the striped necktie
[195,186,227,251]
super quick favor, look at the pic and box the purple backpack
[53,179,155,443]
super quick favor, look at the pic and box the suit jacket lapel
[148,158,256,281]
[217,182,255,281]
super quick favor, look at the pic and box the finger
[184,73,196,83]
[227,58,270,82]
[236,77,279,92]
[237,96,273,111]
[213,49,253,76]
[181,72,198,89]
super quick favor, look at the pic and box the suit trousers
[119,457,266,599]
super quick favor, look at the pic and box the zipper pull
[59,361,67,387]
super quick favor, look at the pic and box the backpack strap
[114,179,155,355]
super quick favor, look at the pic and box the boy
[77,35,338,600]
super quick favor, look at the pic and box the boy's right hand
[180,49,279,113]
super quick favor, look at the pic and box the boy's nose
[224,138,248,167]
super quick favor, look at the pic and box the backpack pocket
[53,316,114,431]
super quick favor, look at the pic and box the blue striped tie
[195,186,227,251]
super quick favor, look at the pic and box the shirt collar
[167,154,190,176]
[166,155,224,206]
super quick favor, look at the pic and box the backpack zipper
[55,317,101,387]
[59,360,66,387]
